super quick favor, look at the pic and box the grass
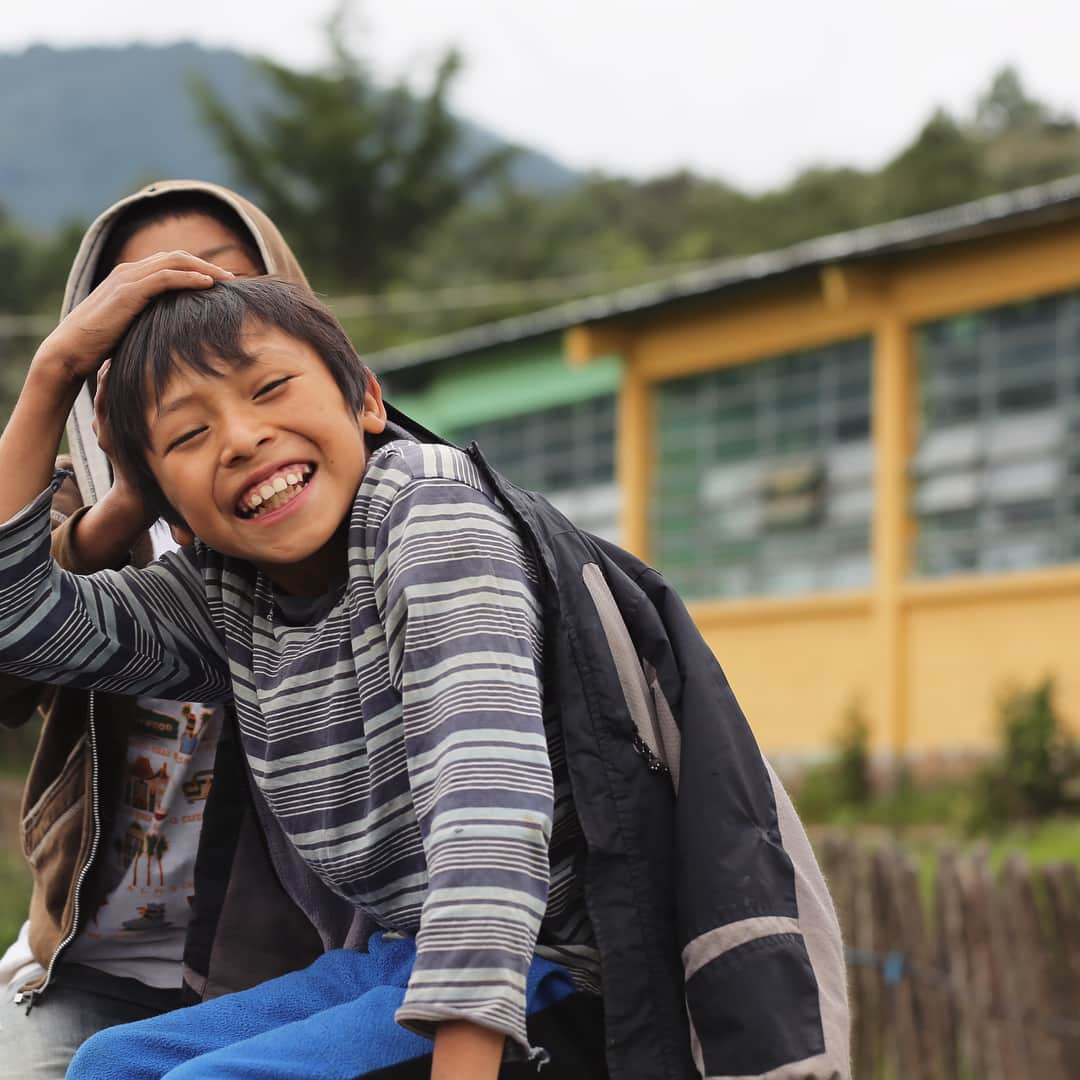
[815,816,1080,907]
[817,816,1080,861]
[985,817,1080,864]
[0,850,30,949]
[0,729,37,949]
[800,778,978,830]
[0,774,29,949]
[0,719,40,778]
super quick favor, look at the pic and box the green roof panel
[386,341,623,435]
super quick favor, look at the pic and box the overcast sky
[2,1,1078,190]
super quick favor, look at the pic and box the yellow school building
[372,179,1080,761]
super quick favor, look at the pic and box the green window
[384,340,623,542]
[653,337,873,599]
[444,395,617,540]
[451,395,620,542]
[914,292,1080,576]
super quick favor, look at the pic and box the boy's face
[145,320,386,595]
[119,213,263,278]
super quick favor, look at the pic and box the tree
[971,68,1080,192]
[0,206,84,317]
[0,205,40,314]
[873,109,988,220]
[974,67,1049,136]
[193,9,511,293]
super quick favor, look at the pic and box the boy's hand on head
[92,359,138,501]
[33,251,234,386]
[80,359,156,557]
[0,252,232,528]
[91,359,118,464]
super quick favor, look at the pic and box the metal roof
[366,174,1080,374]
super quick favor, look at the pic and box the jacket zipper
[14,692,102,1012]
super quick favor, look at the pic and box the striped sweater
[0,439,598,1054]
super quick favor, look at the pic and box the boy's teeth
[240,465,313,517]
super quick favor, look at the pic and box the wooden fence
[819,836,1080,1080]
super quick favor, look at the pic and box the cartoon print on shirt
[122,902,173,931]
[119,822,146,875]
[132,703,181,741]
[182,769,213,803]
[148,827,170,887]
[125,755,170,813]
[69,699,223,960]
[178,704,212,756]
[132,829,170,888]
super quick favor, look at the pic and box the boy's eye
[165,427,207,453]
[254,377,292,399]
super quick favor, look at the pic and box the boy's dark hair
[106,278,371,527]
[94,192,265,286]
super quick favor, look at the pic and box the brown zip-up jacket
[0,465,107,991]
[0,180,323,1003]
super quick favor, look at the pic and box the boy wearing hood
[0,182,323,1079]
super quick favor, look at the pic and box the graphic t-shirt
[63,522,223,989]
[62,696,222,988]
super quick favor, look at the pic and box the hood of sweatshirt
[62,179,310,505]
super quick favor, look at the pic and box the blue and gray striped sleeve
[0,476,231,702]
[367,446,552,1056]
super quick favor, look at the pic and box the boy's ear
[170,523,196,547]
[359,375,387,435]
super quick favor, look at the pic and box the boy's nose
[219,413,272,466]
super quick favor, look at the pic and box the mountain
[0,43,580,231]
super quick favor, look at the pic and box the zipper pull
[632,732,670,776]
[13,990,36,1015]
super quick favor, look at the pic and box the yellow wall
[904,569,1080,748]
[691,594,873,756]
[569,218,1080,756]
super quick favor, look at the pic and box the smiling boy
[0,272,605,1079]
